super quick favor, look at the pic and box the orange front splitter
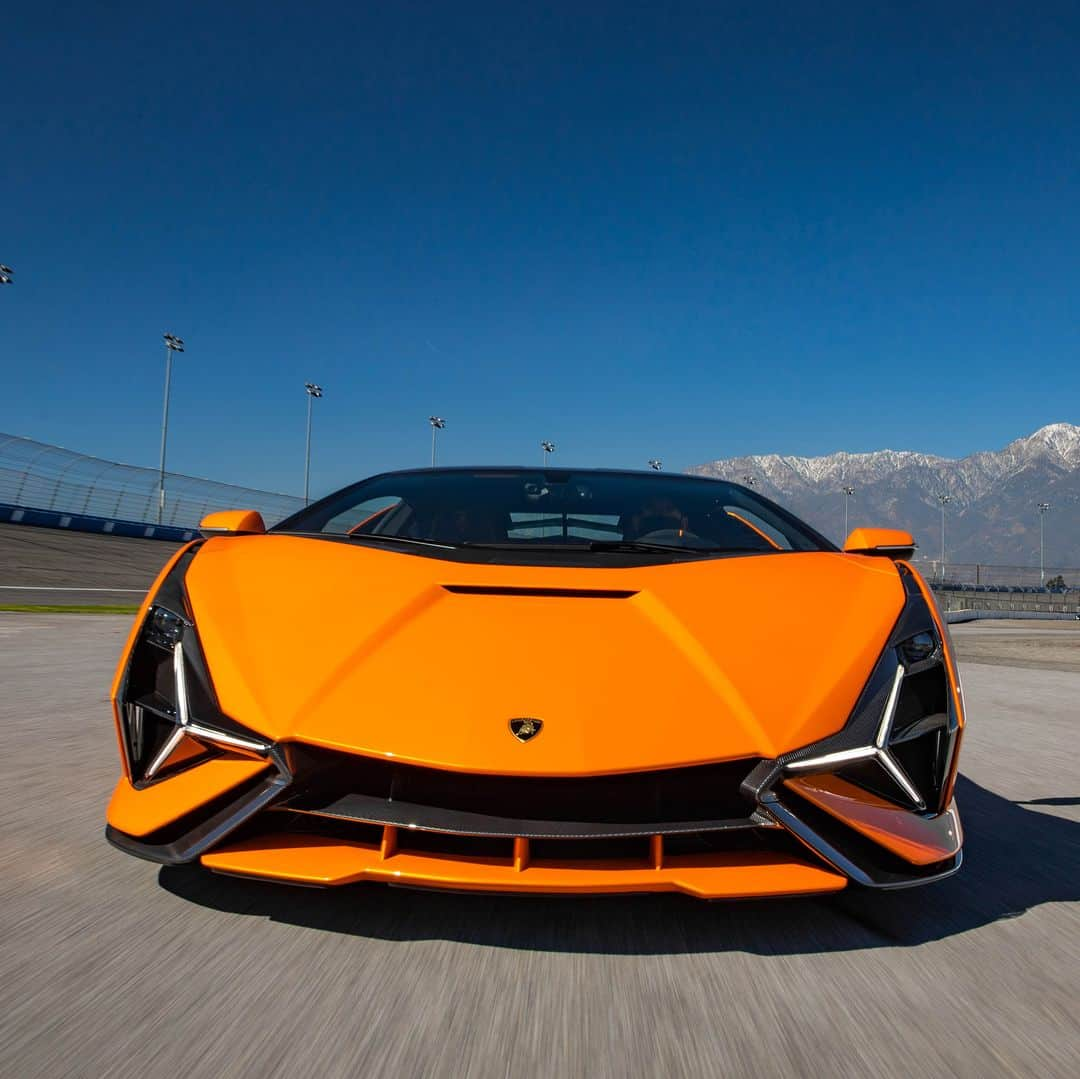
[201,833,846,899]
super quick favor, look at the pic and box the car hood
[184,535,904,775]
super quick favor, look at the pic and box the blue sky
[3,3,1078,498]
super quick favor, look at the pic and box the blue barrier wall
[0,502,197,542]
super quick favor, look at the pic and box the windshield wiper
[343,532,458,550]
[458,541,593,551]
[458,539,758,555]
[584,540,753,554]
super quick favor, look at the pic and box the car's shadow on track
[159,775,1080,955]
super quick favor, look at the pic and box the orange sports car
[106,468,963,899]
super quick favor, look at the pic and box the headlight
[898,630,935,665]
[144,606,185,650]
[118,561,270,787]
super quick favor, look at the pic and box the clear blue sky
[3,2,1078,498]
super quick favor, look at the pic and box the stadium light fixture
[648,459,662,471]
[304,383,324,504]
[0,264,13,285]
[157,333,186,524]
[541,440,555,466]
[429,416,446,467]
[1037,502,1051,585]
[742,474,757,489]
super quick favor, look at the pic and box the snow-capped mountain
[688,423,1080,567]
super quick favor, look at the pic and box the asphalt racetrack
[1,615,1077,1078]
[0,523,181,607]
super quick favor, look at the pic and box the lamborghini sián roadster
[106,468,963,898]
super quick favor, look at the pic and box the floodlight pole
[303,383,323,504]
[1037,502,1051,585]
[541,440,555,467]
[305,394,313,499]
[429,416,446,467]
[937,493,952,583]
[157,333,184,524]
[842,485,855,538]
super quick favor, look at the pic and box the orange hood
[183,536,904,775]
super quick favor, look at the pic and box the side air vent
[442,585,637,599]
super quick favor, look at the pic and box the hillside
[688,423,1080,567]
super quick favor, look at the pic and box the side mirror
[843,527,916,560]
[199,509,266,536]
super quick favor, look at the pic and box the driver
[429,507,506,544]
[625,497,688,541]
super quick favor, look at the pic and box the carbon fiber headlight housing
[117,549,273,788]
[742,564,964,888]
[778,565,960,812]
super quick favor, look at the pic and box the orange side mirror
[842,527,916,560]
[199,509,266,536]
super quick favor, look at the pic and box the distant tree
[1045,574,1067,592]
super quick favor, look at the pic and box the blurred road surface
[1,614,1077,1078]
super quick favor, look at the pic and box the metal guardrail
[0,432,304,531]
[945,609,1080,622]
[934,589,1080,616]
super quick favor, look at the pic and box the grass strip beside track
[0,604,139,614]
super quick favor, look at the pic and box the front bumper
[106,739,960,898]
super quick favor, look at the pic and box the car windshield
[274,469,834,560]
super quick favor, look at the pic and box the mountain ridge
[688,423,1080,567]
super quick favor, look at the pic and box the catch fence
[0,433,304,531]
[914,560,1077,591]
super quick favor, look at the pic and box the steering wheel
[636,527,706,546]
